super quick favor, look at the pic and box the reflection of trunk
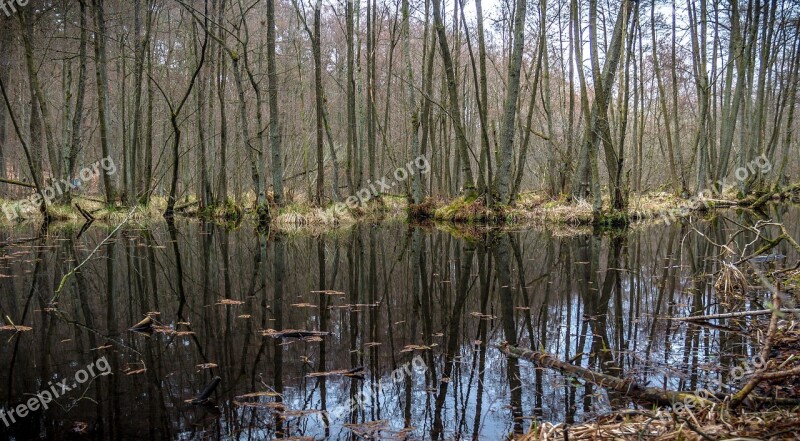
[368,229,379,420]
[562,240,576,423]
[347,227,362,423]
[317,238,334,434]
[406,229,423,427]
[167,221,188,319]
[470,245,491,439]
[272,234,286,436]
[492,234,523,434]
[644,225,678,368]
[572,235,595,411]
[431,242,475,439]
[587,236,624,407]
[6,242,46,402]
[104,236,121,435]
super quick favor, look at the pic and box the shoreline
[1,187,798,232]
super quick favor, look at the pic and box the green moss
[433,196,509,224]
[593,210,631,228]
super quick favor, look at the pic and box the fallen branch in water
[670,309,800,321]
[51,205,138,301]
[75,203,95,222]
[262,329,332,339]
[498,344,713,408]
[730,291,781,407]
[190,376,221,404]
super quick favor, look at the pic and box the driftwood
[75,203,95,222]
[499,344,713,408]
[191,376,221,404]
[130,316,154,332]
[52,206,139,300]
[671,309,800,321]
[175,200,200,211]
[0,177,37,189]
[262,329,332,339]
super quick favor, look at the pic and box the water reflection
[0,205,798,440]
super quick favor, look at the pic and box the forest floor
[1,184,798,232]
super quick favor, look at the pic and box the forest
[2,0,800,440]
[0,0,796,225]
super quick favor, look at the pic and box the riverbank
[2,185,799,232]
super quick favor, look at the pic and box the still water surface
[1,205,798,440]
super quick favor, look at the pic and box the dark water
[1,205,798,440]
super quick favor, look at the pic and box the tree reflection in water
[0,205,798,439]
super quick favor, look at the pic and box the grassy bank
[2,186,798,231]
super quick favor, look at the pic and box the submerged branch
[498,343,713,408]
[670,309,800,321]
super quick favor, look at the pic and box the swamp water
[1,205,798,440]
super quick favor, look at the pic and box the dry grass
[517,408,800,440]
[0,190,755,233]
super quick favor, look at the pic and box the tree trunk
[267,0,284,207]
[494,0,528,205]
[431,0,475,196]
[92,0,116,203]
[67,0,89,203]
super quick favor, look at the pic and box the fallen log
[175,200,200,211]
[75,203,95,222]
[191,376,221,404]
[0,177,37,189]
[670,309,800,321]
[749,192,774,210]
[498,344,713,408]
[262,329,332,339]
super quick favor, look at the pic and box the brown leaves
[290,303,316,308]
[0,325,32,332]
[311,290,345,295]
[400,344,432,353]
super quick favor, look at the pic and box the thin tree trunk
[20,10,61,193]
[402,0,423,204]
[267,0,284,207]
[67,0,89,203]
[431,0,475,196]
[313,0,324,205]
[92,0,116,202]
